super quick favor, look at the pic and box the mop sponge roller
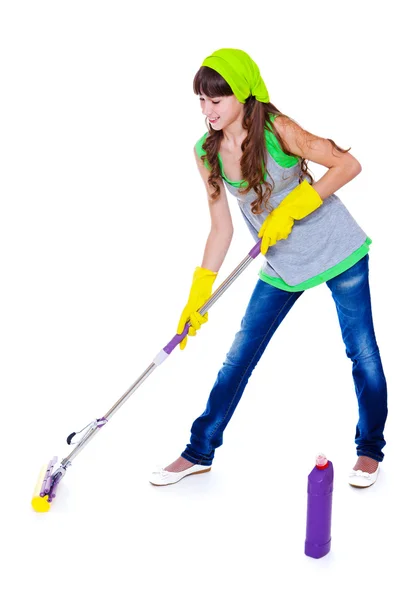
[31,463,52,512]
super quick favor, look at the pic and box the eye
[199,98,220,104]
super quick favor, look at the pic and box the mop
[31,239,263,511]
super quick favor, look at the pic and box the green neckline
[195,114,299,186]
[216,132,269,187]
[217,152,247,186]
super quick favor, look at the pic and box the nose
[202,100,216,118]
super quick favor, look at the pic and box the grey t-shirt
[224,153,368,287]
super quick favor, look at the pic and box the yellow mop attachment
[31,457,58,512]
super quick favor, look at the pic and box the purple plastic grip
[48,474,62,502]
[162,240,261,356]
[40,456,57,496]
[249,239,262,258]
[163,322,190,354]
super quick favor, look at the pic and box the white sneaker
[149,463,211,486]
[348,464,380,488]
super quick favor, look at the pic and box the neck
[222,118,246,148]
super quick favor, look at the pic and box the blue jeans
[181,254,388,466]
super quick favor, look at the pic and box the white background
[1,1,398,598]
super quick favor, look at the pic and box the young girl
[149,48,388,489]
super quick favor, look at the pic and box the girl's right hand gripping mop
[305,453,334,559]
[31,240,264,512]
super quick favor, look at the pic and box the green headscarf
[201,48,270,104]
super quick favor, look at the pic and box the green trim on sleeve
[194,132,211,170]
[258,237,372,292]
[264,114,299,168]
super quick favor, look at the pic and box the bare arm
[273,116,362,200]
[194,147,234,272]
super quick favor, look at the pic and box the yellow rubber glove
[177,266,218,350]
[258,180,323,255]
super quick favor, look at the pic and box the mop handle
[59,239,262,468]
[163,239,262,354]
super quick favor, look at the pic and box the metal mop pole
[48,240,262,491]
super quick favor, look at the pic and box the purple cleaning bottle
[304,453,334,559]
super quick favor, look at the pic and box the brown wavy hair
[194,66,350,215]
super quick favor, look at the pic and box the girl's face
[199,92,244,130]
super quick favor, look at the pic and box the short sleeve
[194,132,212,171]
[264,114,299,168]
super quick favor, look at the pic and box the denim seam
[208,293,299,441]
[357,451,383,463]
[181,450,209,466]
